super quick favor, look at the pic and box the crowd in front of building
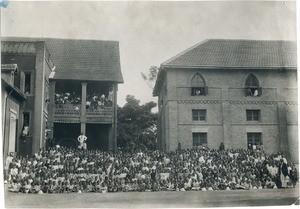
[4,142,298,194]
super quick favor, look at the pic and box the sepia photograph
[0,0,298,208]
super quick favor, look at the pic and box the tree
[141,66,159,89]
[117,95,158,151]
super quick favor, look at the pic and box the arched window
[191,74,207,96]
[245,74,261,97]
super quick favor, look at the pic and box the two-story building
[153,39,298,162]
[1,37,123,157]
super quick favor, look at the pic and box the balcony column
[48,80,56,140]
[80,82,87,135]
[112,84,117,151]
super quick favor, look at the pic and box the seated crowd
[4,145,298,194]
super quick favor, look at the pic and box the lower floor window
[193,132,207,147]
[247,132,262,150]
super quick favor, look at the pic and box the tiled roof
[162,39,297,69]
[1,37,123,83]
[153,39,297,96]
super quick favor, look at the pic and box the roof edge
[161,39,210,66]
[161,65,297,70]
[1,36,120,44]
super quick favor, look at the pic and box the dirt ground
[3,186,299,208]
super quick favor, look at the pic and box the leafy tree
[117,95,158,151]
[141,66,159,89]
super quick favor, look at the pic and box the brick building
[153,39,298,162]
[1,37,123,157]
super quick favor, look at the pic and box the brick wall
[158,68,297,162]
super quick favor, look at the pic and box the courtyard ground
[3,186,299,208]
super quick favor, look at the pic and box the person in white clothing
[77,133,87,150]
[253,89,259,97]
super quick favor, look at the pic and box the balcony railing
[228,88,277,101]
[87,107,113,123]
[54,104,114,123]
[176,87,222,100]
[54,104,81,115]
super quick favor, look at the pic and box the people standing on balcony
[22,125,29,137]
[86,100,91,109]
[253,89,259,97]
[92,94,99,109]
[85,92,113,110]
[245,88,252,96]
[77,133,87,150]
[52,88,114,110]
[55,92,81,106]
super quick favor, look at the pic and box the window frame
[191,74,207,96]
[247,132,262,150]
[246,109,261,121]
[192,109,207,121]
[24,72,31,94]
[192,132,207,147]
[244,74,261,97]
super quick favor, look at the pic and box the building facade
[153,39,298,162]
[1,37,123,157]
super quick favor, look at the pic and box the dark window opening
[191,74,207,96]
[193,132,207,147]
[25,73,31,94]
[192,109,207,121]
[22,112,30,137]
[191,87,207,96]
[245,74,261,97]
[246,110,261,121]
[247,133,262,150]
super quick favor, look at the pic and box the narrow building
[153,39,298,162]
[1,37,123,157]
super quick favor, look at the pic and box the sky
[0,1,297,107]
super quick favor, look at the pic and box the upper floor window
[25,73,31,94]
[21,112,30,137]
[191,74,207,96]
[246,109,261,121]
[245,74,261,97]
[192,109,207,121]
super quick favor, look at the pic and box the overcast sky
[1,1,297,107]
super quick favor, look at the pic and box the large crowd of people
[4,145,298,194]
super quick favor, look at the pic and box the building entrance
[86,124,110,150]
[53,123,80,148]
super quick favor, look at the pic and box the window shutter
[258,87,262,96]
[204,86,208,95]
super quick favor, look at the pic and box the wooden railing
[54,104,114,123]
[87,107,113,123]
[54,104,81,115]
